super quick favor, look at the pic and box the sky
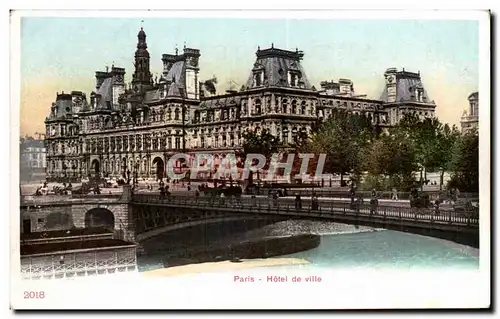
[19,17,479,137]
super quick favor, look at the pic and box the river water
[137,219,479,272]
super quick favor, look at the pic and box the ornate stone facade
[45,28,437,181]
[460,92,479,133]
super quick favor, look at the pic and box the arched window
[282,99,289,114]
[174,108,180,121]
[254,99,262,115]
[291,100,297,114]
[230,134,235,147]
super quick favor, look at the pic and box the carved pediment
[253,60,264,70]
[289,61,299,70]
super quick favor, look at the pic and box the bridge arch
[136,216,264,242]
[85,207,115,229]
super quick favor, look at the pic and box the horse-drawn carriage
[409,191,432,209]
[200,185,243,198]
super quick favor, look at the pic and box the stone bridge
[20,187,480,247]
[20,189,135,242]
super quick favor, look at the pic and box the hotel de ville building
[44,27,436,181]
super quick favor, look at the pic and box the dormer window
[288,71,301,87]
[254,72,263,87]
[160,86,166,99]
[416,89,423,102]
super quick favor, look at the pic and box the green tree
[241,129,280,185]
[306,109,375,185]
[448,129,479,192]
[242,128,279,156]
[394,113,460,189]
[363,132,418,190]
[436,124,462,189]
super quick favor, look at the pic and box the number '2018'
[24,291,45,299]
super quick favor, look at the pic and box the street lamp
[439,166,444,191]
[418,165,424,192]
[134,160,139,187]
[180,88,187,154]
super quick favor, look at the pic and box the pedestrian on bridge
[349,184,356,209]
[434,197,441,216]
[370,192,379,215]
[251,194,257,207]
[295,195,302,210]
[311,194,319,211]
[391,188,399,200]
[272,192,279,208]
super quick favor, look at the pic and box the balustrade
[130,194,479,227]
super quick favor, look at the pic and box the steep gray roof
[244,47,312,90]
[167,82,182,97]
[379,70,432,103]
[52,94,73,118]
[96,77,113,109]
[165,60,185,89]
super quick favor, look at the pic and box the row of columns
[243,95,316,117]
[85,134,184,155]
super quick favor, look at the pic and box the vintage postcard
[10,9,490,310]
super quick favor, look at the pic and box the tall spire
[137,24,147,50]
[132,25,152,89]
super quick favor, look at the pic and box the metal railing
[71,194,122,199]
[252,188,479,201]
[131,194,479,227]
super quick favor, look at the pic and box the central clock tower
[183,47,201,100]
[111,66,126,109]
